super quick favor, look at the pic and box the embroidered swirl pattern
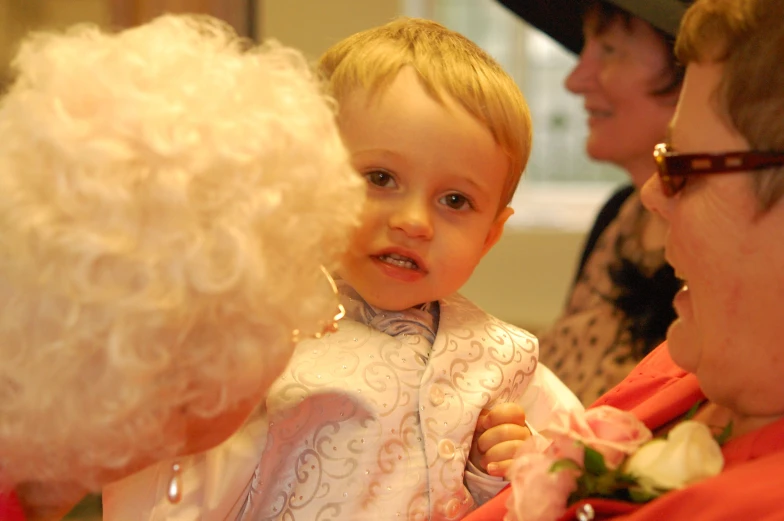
[239,292,538,521]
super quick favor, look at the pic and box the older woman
[0,14,364,520]
[466,0,784,518]
[499,0,687,404]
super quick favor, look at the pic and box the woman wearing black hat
[500,0,691,405]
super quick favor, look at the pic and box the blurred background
[0,1,624,517]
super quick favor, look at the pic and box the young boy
[239,17,580,520]
[104,17,581,521]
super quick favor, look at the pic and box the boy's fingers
[476,408,492,432]
[476,423,530,454]
[483,439,526,469]
[485,459,514,478]
[480,403,527,430]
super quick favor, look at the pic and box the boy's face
[337,67,513,311]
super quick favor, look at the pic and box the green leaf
[550,458,582,473]
[594,471,621,495]
[715,420,733,446]
[583,447,608,476]
[614,472,639,486]
[628,486,662,503]
[578,473,597,496]
[683,399,704,421]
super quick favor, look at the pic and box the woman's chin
[665,318,699,373]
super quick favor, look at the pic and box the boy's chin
[362,290,430,311]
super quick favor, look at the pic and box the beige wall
[0,0,107,59]
[460,229,584,331]
[260,0,398,60]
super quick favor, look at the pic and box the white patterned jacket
[103,293,582,521]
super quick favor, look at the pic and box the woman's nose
[389,198,434,240]
[640,171,673,222]
[564,44,598,94]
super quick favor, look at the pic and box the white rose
[624,421,724,495]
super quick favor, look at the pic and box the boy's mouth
[376,252,421,271]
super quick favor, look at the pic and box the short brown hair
[319,17,532,207]
[677,0,784,209]
[588,1,686,96]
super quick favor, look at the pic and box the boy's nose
[389,199,434,240]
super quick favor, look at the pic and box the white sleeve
[102,410,268,521]
[464,459,507,506]
[518,361,584,433]
[463,363,581,506]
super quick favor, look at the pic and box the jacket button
[429,386,445,406]
[444,498,461,518]
[437,439,456,459]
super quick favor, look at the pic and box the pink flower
[514,434,554,456]
[547,406,652,469]
[544,432,585,466]
[511,427,584,471]
[504,406,711,519]
[505,451,578,521]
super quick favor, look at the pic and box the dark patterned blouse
[537,187,679,405]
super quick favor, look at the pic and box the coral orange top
[0,490,25,521]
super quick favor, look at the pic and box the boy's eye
[440,193,472,211]
[364,170,396,188]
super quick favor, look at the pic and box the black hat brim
[497,0,691,55]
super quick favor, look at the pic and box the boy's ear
[481,206,514,257]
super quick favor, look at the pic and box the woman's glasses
[653,142,784,196]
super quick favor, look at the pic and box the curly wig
[0,14,363,490]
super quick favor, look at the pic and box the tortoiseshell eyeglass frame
[653,142,784,196]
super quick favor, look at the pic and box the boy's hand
[469,402,530,478]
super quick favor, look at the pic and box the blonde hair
[319,17,532,207]
[0,14,363,490]
[677,0,784,209]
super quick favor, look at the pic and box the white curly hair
[0,14,363,491]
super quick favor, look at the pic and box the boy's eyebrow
[350,148,407,164]
[455,175,490,195]
[351,148,400,156]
